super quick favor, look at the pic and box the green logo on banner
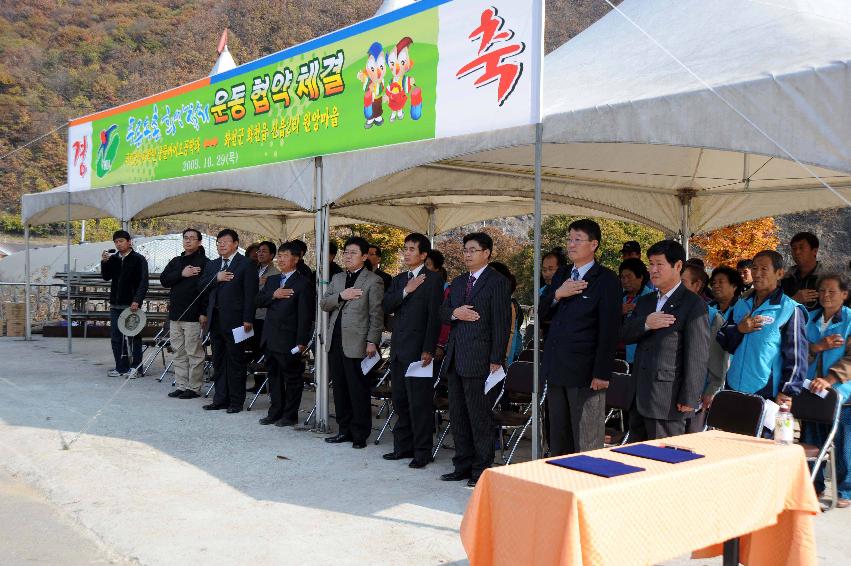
[96,125,120,178]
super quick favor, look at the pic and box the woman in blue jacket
[805,274,851,508]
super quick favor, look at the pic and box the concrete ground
[0,337,848,565]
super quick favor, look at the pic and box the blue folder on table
[546,455,645,478]
[612,443,705,464]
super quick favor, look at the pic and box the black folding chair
[492,361,547,465]
[604,359,634,446]
[706,390,766,437]
[792,387,844,510]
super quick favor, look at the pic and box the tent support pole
[426,206,436,246]
[120,184,128,231]
[315,156,331,433]
[66,191,72,354]
[679,190,693,259]
[24,224,31,341]
[532,122,543,460]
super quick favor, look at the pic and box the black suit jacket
[199,253,259,330]
[541,263,622,387]
[256,270,315,353]
[383,268,444,364]
[621,284,710,420]
[440,266,511,378]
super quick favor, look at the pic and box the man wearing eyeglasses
[439,232,511,488]
[159,228,210,399]
[541,219,622,454]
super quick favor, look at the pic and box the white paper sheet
[802,379,829,399]
[405,360,433,378]
[290,346,301,355]
[762,399,779,431]
[232,325,255,344]
[484,366,507,394]
[361,353,380,375]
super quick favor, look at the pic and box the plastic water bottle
[774,403,794,445]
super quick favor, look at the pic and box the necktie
[571,268,580,281]
[465,274,476,302]
[408,271,414,281]
[221,258,230,271]
[280,274,288,288]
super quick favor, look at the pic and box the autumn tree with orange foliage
[692,217,780,268]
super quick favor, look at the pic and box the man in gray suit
[621,240,710,440]
[320,236,385,448]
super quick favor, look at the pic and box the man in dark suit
[621,240,710,440]
[367,244,393,290]
[439,232,511,487]
[541,219,622,455]
[256,241,315,427]
[320,236,385,449]
[382,233,444,469]
[198,229,259,413]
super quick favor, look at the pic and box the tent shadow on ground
[0,338,479,535]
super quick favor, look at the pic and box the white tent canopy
[321,0,851,234]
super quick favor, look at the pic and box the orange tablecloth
[460,430,819,566]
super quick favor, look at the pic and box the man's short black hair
[217,228,239,242]
[405,233,431,254]
[290,239,308,256]
[543,248,568,266]
[567,219,602,245]
[182,228,202,241]
[329,240,338,255]
[619,258,650,288]
[368,244,382,256]
[258,240,277,256]
[427,249,444,270]
[646,240,686,268]
[682,264,708,288]
[278,241,301,256]
[463,232,493,253]
[710,266,745,296]
[754,249,784,271]
[112,230,131,242]
[685,257,705,269]
[345,236,370,255]
[736,258,754,270]
[790,231,819,249]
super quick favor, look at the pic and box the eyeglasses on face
[463,248,485,255]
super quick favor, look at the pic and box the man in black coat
[100,230,149,378]
[439,232,511,487]
[621,240,710,440]
[381,233,444,468]
[256,242,315,427]
[541,219,622,455]
[198,229,259,413]
[159,228,210,399]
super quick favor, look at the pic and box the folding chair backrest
[612,359,629,375]
[791,388,842,425]
[505,361,535,395]
[523,324,536,347]
[605,366,634,411]
[517,349,535,362]
[706,390,765,436]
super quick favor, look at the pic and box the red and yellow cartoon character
[386,37,422,121]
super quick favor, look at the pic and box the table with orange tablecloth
[461,430,820,566]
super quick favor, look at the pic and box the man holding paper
[256,242,315,427]
[439,232,511,487]
[198,229,258,413]
[320,236,385,449]
[382,233,444,469]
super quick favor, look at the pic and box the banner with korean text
[67,0,542,191]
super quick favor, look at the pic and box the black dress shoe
[178,390,200,399]
[466,477,479,488]
[440,469,472,481]
[274,419,297,427]
[325,433,353,444]
[226,407,243,414]
[408,457,430,469]
[259,416,279,425]
[168,389,185,398]
[383,451,414,461]
[203,403,227,411]
[352,440,367,449]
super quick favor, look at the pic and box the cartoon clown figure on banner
[386,36,422,121]
[357,41,388,129]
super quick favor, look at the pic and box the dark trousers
[266,349,305,422]
[210,313,247,409]
[685,408,708,433]
[629,410,685,441]
[328,321,372,442]
[547,384,606,456]
[391,358,434,459]
[110,307,142,373]
[447,362,496,479]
